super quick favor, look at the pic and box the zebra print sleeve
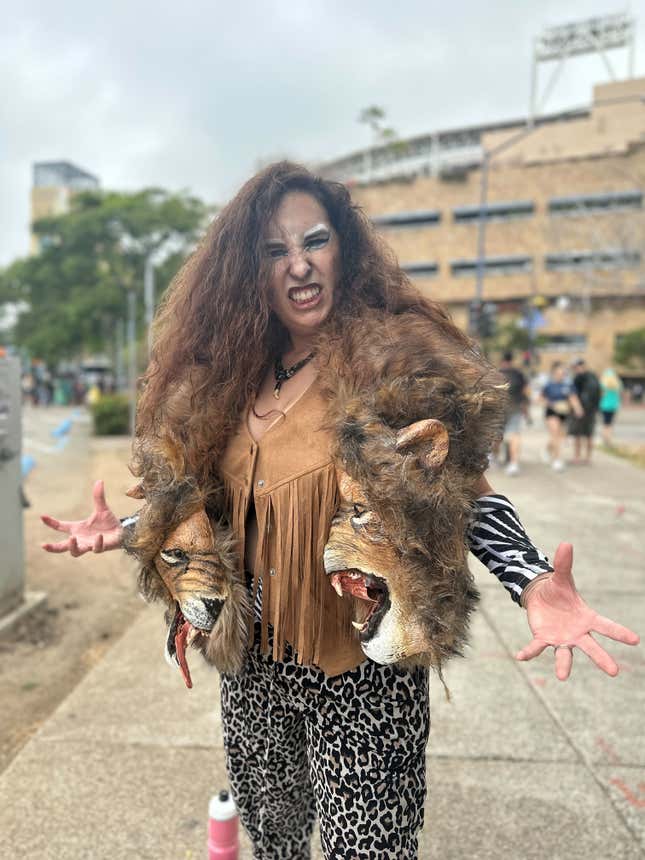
[120,513,139,529]
[468,494,554,605]
[253,576,264,621]
[119,513,140,549]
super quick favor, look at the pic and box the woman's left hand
[516,543,640,680]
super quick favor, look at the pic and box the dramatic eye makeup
[263,223,331,259]
[303,225,330,250]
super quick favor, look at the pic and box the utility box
[0,356,24,617]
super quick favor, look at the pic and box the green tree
[488,319,547,361]
[0,188,208,365]
[614,327,645,369]
[358,105,385,133]
[357,106,409,177]
[358,105,398,147]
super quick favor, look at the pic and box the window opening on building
[548,190,642,215]
[545,249,641,270]
[372,210,441,228]
[542,334,588,352]
[452,200,535,223]
[450,256,533,277]
[401,262,439,277]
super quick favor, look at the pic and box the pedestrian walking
[497,350,529,476]
[599,368,623,447]
[21,371,35,405]
[541,361,583,471]
[569,358,601,464]
[40,162,639,860]
[630,382,644,404]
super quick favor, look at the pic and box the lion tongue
[174,620,193,689]
[339,574,373,602]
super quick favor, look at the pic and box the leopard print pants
[220,625,430,860]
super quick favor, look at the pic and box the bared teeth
[331,577,344,597]
[352,620,367,631]
[289,285,320,304]
[187,627,200,647]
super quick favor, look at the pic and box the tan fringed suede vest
[219,380,364,676]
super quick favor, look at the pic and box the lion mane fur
[126,307,507,674]
[316,309,508,668]
[123,433,250,675]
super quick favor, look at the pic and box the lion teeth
[351,620,366,631]
[332,580,344,597]
[187,627,199,647]
[349,572,362,580]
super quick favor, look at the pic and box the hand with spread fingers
[41,479,123,556]
[516,542,640,681]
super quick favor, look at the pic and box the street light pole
[474,151,490,308]
[127,286,137,437]
[473,95,645,338]
[472,120,549,338]
[115,317,125,392]
[144,254,155,358]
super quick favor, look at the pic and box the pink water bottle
[208,789,239,859]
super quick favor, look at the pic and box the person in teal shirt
[599,368,623,446]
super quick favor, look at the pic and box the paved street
[609,405,645,445]
[0,406,643,859]
[20,403,93,505]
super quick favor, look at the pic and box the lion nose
[202,597,225,624]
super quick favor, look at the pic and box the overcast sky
[2,0,644,265]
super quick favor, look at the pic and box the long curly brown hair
[132,160,473,487]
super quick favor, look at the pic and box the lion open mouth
[329,570,390,641]
[166,603,207,689]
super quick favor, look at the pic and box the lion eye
[352,503,367,518]
[160,548,189,565]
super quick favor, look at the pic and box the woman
[42,163,638,860]
[541,361,582,471]
[599,368,623,447]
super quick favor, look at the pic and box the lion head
[324,419,477,668]
[152,507,249,687]
[317,310,506,672]
[123,468,248,687]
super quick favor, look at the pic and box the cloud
[1,0,643,265]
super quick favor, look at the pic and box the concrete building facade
[30,161,99,253]
[322,78,645,376]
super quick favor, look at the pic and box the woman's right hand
[41,480,123,556]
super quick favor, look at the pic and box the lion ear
[395,419,449,469]
[126,482,146,499]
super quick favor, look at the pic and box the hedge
[90,394,130,435]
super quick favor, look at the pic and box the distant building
[321,78,645,377]
[30,161,99,253]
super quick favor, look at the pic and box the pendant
[273,351,314,401]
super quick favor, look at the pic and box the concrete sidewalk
[0,424,643,859]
